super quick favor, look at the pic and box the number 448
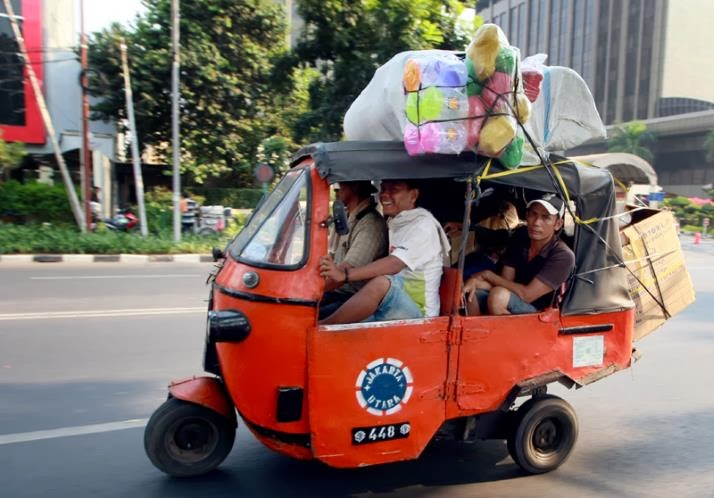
[369,425,396,440]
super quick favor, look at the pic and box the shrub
[0,221,244,255]
[189,187,264,209]
[0,180,73,224]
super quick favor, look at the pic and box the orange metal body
[169,377,236,422]
[178,160,636,468]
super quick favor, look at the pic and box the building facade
[1,0,116,210]
[476,0,714,125]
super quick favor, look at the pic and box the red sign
[0,0,45,144]
[254,164,274,183]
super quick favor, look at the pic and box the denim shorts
[364,275,423,322]
[474,289,537,315]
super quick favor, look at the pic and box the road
[1,255,713,498]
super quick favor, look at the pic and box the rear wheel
[507,396,578,474]
[144,398,235,477]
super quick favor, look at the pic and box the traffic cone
[694,232,701,245]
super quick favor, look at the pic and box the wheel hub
[533,418,559,452]
[165,417,219,462]
[175,422,211,451]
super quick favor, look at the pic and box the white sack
[522,65,605,163]
[343,50,457,141]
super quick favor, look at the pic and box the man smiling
[318,179,450,324]
[464,193,575,315]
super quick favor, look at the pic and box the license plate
[352,422,411,445]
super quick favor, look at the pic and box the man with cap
[319,181,389,319]
[463,193,575,315]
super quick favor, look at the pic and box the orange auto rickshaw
[144,141,640,477]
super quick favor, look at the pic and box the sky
[83,0,147,33]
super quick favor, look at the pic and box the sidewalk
[0,254,215,264]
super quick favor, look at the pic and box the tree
[88,0,290,185]
[0,132,26,180]
[607,121,656,163]
[288,0,479,144]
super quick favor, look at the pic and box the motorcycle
[103,207,139,232]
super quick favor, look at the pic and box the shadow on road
[149,438,525,498]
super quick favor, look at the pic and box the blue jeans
[474,288,537,315]
[364,275,423,322]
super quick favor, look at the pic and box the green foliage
[0,222,243,254]
[288,0,475,143]
[664,196,713,228]
[88,0,290,185]
[0,132,26,179]
[607,121,656,163]
[144,186,176,236]
[189,187,264,208]
[0,180,73,223]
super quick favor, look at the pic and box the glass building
[476,0,714,125]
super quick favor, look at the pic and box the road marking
[0,307,205,321]
[0,419,148,445]
[31,274,201,280]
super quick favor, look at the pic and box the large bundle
[344,24,532,169]
[521,60,606,163]
[343,50,447,143]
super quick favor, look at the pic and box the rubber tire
[506,394,558,461]
[144,398,236,477]
[507,396,578,474]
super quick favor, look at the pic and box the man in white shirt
[318,179,450,324]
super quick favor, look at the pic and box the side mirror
[332,200,350,236]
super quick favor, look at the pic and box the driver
[318,179,450,324]
[463,193,575,315]
[319,181,388,319]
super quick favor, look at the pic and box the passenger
[445,200,521,279]
[180,191,198,233]
[319,181,388,319]
[318,179,450,324]
[463,193,575,316]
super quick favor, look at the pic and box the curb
[0,254,215,264]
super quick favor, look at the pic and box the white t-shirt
[388,208,450,317]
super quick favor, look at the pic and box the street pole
[2,0,85,230]
[171,0,181,242]
[119,39,149,237]
[80,0,92,232]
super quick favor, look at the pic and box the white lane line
[0,419,148,445]
[0,307,205,321]
[31,274,201,280]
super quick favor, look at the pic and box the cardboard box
[620,209,695,341]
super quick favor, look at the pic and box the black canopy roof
[291,141,633,315]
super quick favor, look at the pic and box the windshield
[229,169,310,268]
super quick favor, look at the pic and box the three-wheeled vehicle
[144,141,637,477]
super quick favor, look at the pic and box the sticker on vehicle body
[352,422,411,445]
[573,335,605,368]
[355,358,413,416]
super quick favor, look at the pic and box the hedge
[0,180,73,224]
[188,187,264,209]
[0,223,242,254]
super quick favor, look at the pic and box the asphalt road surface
[1,255,713,498]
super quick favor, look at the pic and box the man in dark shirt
[463,193,575,315]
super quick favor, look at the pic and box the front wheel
[144,398,236,477]
[507,396,578,474]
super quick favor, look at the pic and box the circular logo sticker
[355,358,413,416]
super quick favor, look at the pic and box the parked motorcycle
[103,207,139,232]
